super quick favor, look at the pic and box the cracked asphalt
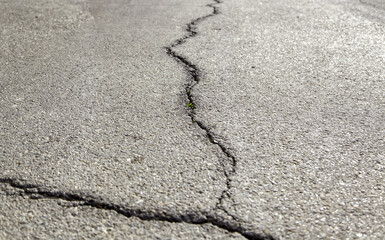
[0,0,384,239]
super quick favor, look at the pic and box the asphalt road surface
[1,0,384,239]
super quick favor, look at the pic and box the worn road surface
[1,0,384,239]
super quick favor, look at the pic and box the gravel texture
[174,0,385,238]
[1,0,384,239]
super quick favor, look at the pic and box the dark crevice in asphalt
[166,0,234,216]
[165,1,274,240]
[0,177,207,221]
[166,0,237,216]
[0,2,273,240]
[0,178,271,240]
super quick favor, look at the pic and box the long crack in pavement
[0,175,268,239]
[166,1,274,239]
[165,0,237,222]
[0,1,274,239]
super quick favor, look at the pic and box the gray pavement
[174,0,385,239]
[1,0,384,239]
[0,183,243,240]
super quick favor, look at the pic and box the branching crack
[1,177,269,240]
[165,1,274,240]
[0,1,275,240]
[166,0,236,214]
